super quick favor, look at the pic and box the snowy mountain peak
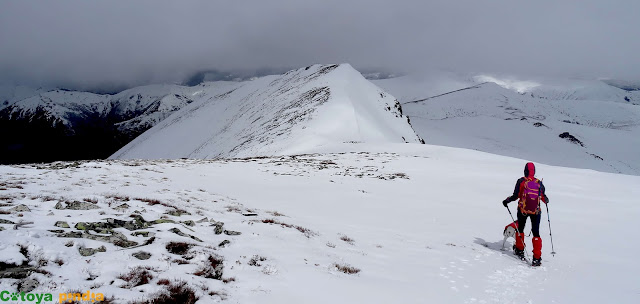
[111,64,423,160]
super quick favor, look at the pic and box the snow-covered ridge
[111,64,423,160]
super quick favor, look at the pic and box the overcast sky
[1,0,639,90]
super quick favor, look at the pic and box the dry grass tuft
[340,235,355,244]
[136,197,164,206]
[118,266,155,288]
[248,255,267,267]
[194,254,224,280]
[105,194,130,202]
[83,198,99,204]
[260,218,317,238]
[333,263,361,274]
[222,277,236,284]
[165,242,193,255]
[133,281,198,304]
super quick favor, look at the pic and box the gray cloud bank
[1,0,639,91]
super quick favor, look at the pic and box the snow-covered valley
[1,144,638,303]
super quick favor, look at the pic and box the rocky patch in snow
[0,156,399,302]
[559,132,584,147]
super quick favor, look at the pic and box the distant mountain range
[0,65,418,164]
[373,73,640,175]
[1,66,638,176]
[0,85,197,163]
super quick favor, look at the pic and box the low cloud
[1,0,639,90]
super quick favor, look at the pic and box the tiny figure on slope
[503,162,549,266]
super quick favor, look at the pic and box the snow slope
[374,74,640,175]
[0,144,638,303]
[111,64,423,160]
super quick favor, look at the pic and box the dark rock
[57,231,83,238]
[76,215,151,233]
[58,201,100,210]
[166,209,191,217]
[78,245,106,256]
[589,153,604,160]
[211,222,224,235]
[169,228,202,242]
[218,240,231,248]
[131,231,155,237]
[166,242,193,255]
[10,204,30,212]
[224,230,241,236]
[142,237,156,246]
[114,203,129,211]
[54,221,70,228]
[56,229,137,247]
[0,263,35,279]
[559,132,584,147]
[18,278,39,293]
[83,231,138,248]
[132,251,152,260]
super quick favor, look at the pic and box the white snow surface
[374,73,640,175]
[110,64,422,160]
[0,144,638,303]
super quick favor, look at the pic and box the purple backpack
[519,177,541,214]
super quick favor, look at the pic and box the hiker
[503,162,549,266]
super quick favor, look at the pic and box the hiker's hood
[524,162,535,178]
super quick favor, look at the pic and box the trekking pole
[506,205,529,260]
[545,203,556,256]
[506,205,517,224]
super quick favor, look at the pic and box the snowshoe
[513,245,525,260]
[531,257,542,267]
